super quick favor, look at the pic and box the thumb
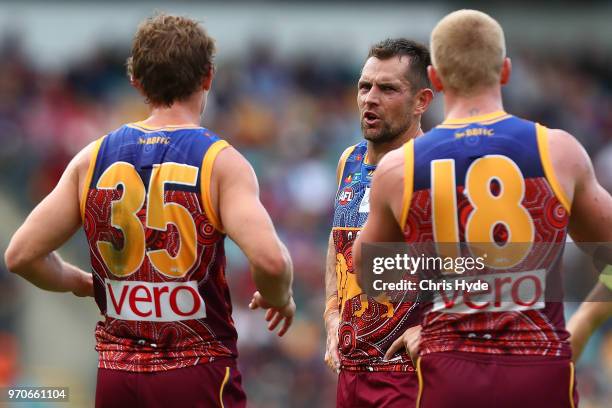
[332,342,341,370]
[384,336,403,361]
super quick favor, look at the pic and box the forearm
[324,232,339,330]
[567,282,612,360]
[9,251,83,293]
[568,304,601,361]
[252,243,293,308]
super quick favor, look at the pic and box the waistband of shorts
[341,363,416,373]
[98,356,238,373]
[422,351,570,366]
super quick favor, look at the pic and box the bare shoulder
[546,128,591,176]
[70,139,100,180]
[212,146,259,194]
[214,146,256,179]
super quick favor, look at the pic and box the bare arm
[547,129,612,359]
[567,281,612,362]
[324,231,340,372]
[214,147,293,308]
[4,143,94,296]
[547,129,612,243]
[353,148,405,294]
[324,232,339,320]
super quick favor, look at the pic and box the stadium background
[0,1,610,407]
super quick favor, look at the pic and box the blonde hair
[430,9,506,96]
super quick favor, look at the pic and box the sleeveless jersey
[400,111,571,357]
[82,122,237,372]
[333,140,421,371]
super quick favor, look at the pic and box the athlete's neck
[443,86,505,121]
[140,92,206,128]
[366,120,423,165]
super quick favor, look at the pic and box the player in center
[324,38,433,407]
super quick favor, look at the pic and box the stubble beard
[361,118,412,145]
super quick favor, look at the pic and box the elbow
[4,243,26,275]
[253,249,290,280]
[264,253,290,279]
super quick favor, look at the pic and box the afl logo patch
[338,186,354,205]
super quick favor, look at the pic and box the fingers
[268,312,283,331]
[406,325,421,360]
[277,315,293,337]
[251,293,295,336]
[324,352,337,372]
[331,343,340,373]
[324,337,341,373]
[324,350,340,373]
[407,336,419,360]
[384,336,404,361]
[324,350,333,371]
[249,291,262,309]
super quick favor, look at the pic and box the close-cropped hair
[430,9,506,96]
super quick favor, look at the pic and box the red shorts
[337,369,418,408]
[95,360,246,408]
[417,352,579,408]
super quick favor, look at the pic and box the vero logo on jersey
[338,186,354,205]
[105,279,206,322]
[431,269,546,314]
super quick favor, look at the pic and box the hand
[384,325,421,363]
[249,291,295,337]
[567,311,591,363]
[71,270,94,297]
[324,313,341,373]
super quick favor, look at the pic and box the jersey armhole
[535,123,572,214]
[336,145,356,188]
[201,140,230,233]
[399,139,415,229]
[80,136,105,222]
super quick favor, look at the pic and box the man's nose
[364,87,380,106]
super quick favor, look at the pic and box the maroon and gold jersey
[333,141,422,372]
[400,112,571,357]
[82,122,236,372]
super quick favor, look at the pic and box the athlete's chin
[362,128,383,142]
[363,131,392,144]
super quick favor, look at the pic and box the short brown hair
[431,10,505,96]
[367,38,431,90]
[127,13,216,107]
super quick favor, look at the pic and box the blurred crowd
[0,30,610,407]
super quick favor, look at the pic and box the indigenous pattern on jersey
[333,141,421,371]
[82,122,237,372]
[401,111,571,357]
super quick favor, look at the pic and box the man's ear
[413,88,434,116]
[427,65,444,92]
[202,65,214,91]
[500,57,511,86]
[130,76,143,92]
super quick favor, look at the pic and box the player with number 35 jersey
[5,14,295,408]
[84,123,236,372]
